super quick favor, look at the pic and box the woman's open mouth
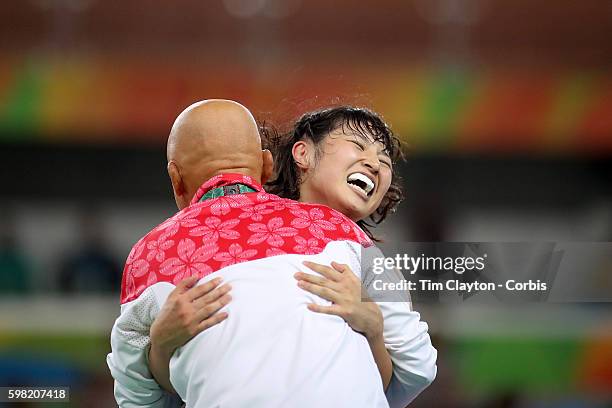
[347,172,375,198]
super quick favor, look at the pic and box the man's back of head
[166,99,273,210]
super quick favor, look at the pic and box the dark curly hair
[261,106,405,241]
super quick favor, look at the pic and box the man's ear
[291,140,313,171]
[261,149,274,185]
[167,161,186,207]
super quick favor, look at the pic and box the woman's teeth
[347,172,375,195]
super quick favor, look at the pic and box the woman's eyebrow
[352,132,380,145]
[349,132,391,157]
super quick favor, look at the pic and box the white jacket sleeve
[362,245,438,407]
[379,301,437,407]
[107,288,183,408]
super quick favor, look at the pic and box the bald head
[166,99,273,209]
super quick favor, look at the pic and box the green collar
[199,183,256,202]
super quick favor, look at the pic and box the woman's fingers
[330,262,350,273]
[297,280,340,302]
[193,283,232,307]
[330,262,360,284]
[175,275,199,293]
[298,261,380,337]
[197,311,229,332]
[302,261,343,281]
[186,277,223,302]
[195,294,232,322]
[294,272,340,290]
[307,303,343,316]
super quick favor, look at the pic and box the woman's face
[296,127,393,222]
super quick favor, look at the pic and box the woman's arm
[361,244,437,407]
[295,261,393,389]
[148,276,232,393]
[148,342,175,393]
[366,331,393,390]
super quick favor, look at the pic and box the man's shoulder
[272,200,373,247]
[128,194,366,248]
[120,192,373,304]
[290,201,351,220]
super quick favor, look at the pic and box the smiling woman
[264,106,405,240]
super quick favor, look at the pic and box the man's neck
[208,168,261,185]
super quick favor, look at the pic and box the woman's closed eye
[379,156,392,168]
[350,140,365,151]
[350,138,392,167]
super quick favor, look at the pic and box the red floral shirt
[121,173,372,304]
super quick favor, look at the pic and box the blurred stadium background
[0,0,611,407]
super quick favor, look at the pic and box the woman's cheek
[380,171,392,194]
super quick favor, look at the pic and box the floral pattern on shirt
[120,173,372,304]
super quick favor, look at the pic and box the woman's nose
[363,154,381,173]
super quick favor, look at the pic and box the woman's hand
[150,275,232,354]
[294,261,383,341]
[148,275,231,393]
[295,261,392,390]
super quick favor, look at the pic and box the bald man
[107,100,394,408]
